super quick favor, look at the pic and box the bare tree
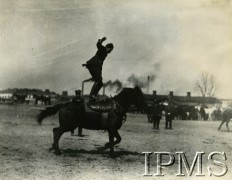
[195,71,218,97]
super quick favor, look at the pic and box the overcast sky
[0,0,232,98]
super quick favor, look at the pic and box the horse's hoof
[105,143,110,149]
[55,151,62,155]
[49,147,54,152]
[110,152,116,158]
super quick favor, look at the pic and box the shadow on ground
[61,148,142,158]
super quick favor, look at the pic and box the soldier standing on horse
[82,37,114,101]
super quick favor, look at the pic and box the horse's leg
[70,130,74,136]
[170,118,173,129]
[218,120,225,130]
[49,127,58,151]
[165,117,168,129]
[108,129,122,157]
[51,127,64,155]
[150,115,152,123]
[106,130,115,157]
[152,117,156,129]
[112,130,121,146]
[105,130,114,149]
[157,118,160,129]
[226,120,230,132]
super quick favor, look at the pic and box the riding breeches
[87,66,103,83]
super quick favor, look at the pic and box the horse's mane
[113,88,134,100]
[113,86,144,102]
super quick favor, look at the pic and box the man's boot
[89,82,98,101]
[93,81,103,97]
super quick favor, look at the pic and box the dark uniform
[72,90,83,103]
[165,104,174,129]
[152,104,162,129]
[71,90,84,136]
[83,37,113,101]
[199,107,206,120]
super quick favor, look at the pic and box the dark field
[0,104,232,180]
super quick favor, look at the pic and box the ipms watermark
[142,151,228,177]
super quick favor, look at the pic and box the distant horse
[188,106,199,120]
[176,105,189,120]
[211,109,222,121]
[13,93,27,104]
[36,87,147,157]
[34,94,51,105]
[204,107,218,121]
[218,109,232,132]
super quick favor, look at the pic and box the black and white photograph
[0,0,232,179]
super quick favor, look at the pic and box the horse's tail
[36,103,69,124]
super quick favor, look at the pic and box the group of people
[150,99,174,130]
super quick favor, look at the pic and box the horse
[34,94,51,105]
[36,86,147,157]
[218,109,232,132]
[211,109,222,121]
[172,105,191,120]
[188,106,199,120]
[12,93,27,104]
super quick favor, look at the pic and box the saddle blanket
[84,98,116,113]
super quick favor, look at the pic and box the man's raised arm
[97,37,107,49]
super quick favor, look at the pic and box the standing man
[71,90,84,136]
[199,106,206,120]
[82,37,114,101]
[151,99,162,130]
[165,103,174,129]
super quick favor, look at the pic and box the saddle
[86,98,123,114]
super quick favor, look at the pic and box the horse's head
[132,86,148,114]
[114,86,148,114]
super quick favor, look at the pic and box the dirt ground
[0,104,232,180]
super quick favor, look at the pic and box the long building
[144,91,221,107]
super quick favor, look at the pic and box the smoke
[126,62,161,89]
[103,79,123,93]
[127,74,156,88]
[103,62,161,94]
[153,62,161,71]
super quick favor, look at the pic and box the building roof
[144,93,221,106]
[0,88,58,96]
